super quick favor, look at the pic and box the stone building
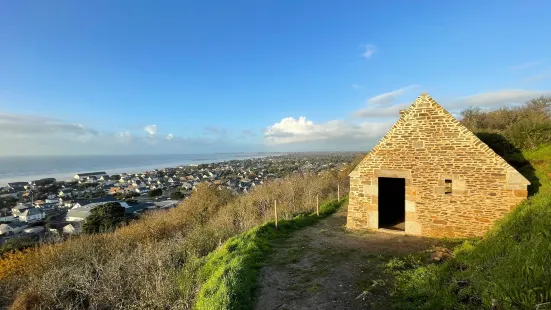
[347,93,530,238]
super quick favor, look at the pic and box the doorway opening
[378,177,406,231]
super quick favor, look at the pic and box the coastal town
[0,152,359,246]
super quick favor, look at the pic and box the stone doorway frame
[363,169,421,235]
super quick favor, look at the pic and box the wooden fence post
[338,184,340,201]
[316,194,319,216]
[274,200,278,229]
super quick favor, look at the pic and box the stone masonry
[347,93,530,238]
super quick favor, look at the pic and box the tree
[170,191,185,200]
[149,188,163,197]
[82,202,126,234]
[110,174,121,181]
[0,236,37,256]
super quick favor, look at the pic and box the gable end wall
[347,94,529,238]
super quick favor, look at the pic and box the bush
[149,188,163,197]
[82,202,127,234]
[461,96,551,151]
[0,237,37,257]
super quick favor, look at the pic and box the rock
[429,246,453,263]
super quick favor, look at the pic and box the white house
[0,222,28,235]
[66,206,92,222]
[74,172,107,181]
[63,223,82,234]
[67,198,128,222]
[12,203,32,217]
[19,208,45,222]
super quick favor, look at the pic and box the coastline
[0,153,275,186]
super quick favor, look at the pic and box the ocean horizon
[0,153,283,186]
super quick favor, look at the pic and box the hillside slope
[392,145,551,309]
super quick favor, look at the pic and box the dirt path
[254,205,445,310]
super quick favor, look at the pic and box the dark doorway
[378,177,406,230]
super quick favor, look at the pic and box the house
[0,222,28,235]
[66,207,93,222]
[99,175,110,181]
[108,187,123,195]
[35,202,57,211]
[7,182,28,191]
[19,208,45,222]
[58,197,74,208]
[74,172,107,181]
[135,187,149,194]
[124,202,155,215]
[0,214,15,223]
[24,226,45,234]
[12,203,32,217]
[347,93,530,238]
[73,196,128,209]
[67,197,128,222]
[63,223,82,234]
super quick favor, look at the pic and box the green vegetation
[149,188,163,197]
[461,96,551,151]
[82,202,127,234]
[0,237,37,257]
[171,191,185,200]
[191,199,345,310]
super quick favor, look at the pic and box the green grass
[188,199,346,310]
[391,145,551,309]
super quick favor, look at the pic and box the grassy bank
[391,145,551,309]
[190,199,346,310]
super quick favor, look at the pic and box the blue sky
[1,0,550,155]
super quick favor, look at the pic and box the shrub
[82,202,127,234]
[461,96,551,151]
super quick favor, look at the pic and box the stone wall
[347,93,530,238]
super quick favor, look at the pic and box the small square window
[444,179,452,195]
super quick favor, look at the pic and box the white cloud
[166,133,174,140]
[144,124,157,136]
[510,61,542,71]
[354,102,410,118]
[452,89,551,108]
[361,44,377,59]
[367,85,418,105]
[264,116,391,145]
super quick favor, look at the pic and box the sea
[0,153,281,186]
